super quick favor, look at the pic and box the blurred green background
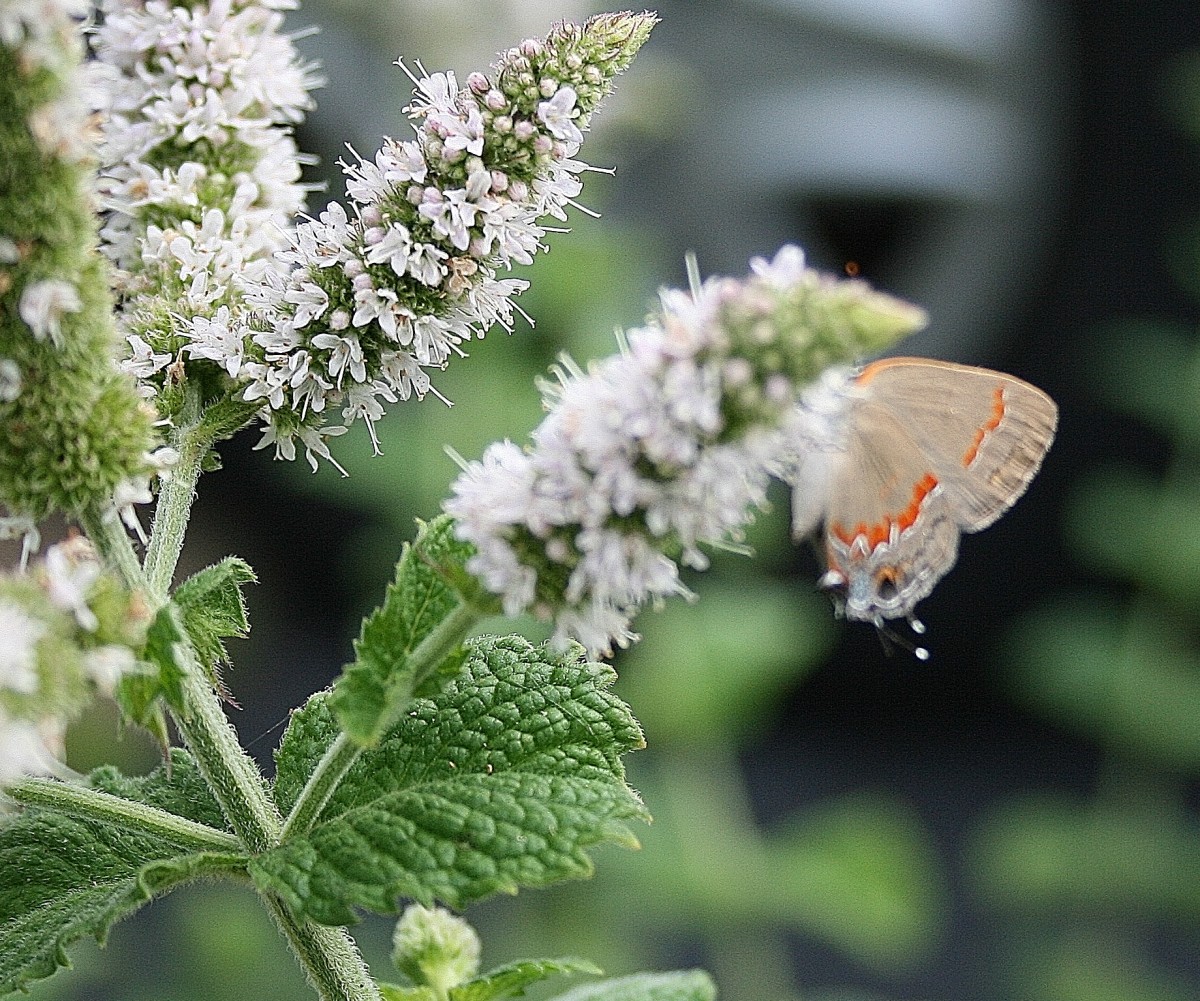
[34,2,1200,1000]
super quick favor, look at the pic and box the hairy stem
[280,729,359,842]
[79,505,149,595]
[173,665,383,1000]
[268,899,383,1001]
[143,385,210,601]
[174,662,283,853]
[75,369,388,1000]
[82,464,378,999]
[7,777,244,853]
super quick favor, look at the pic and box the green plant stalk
[79,504,148,599]
[280,729,359,842]
[173,656,283,851]
[281,600,483,839]
[167,626,383,1001]
[81,468,381,1000]
[268,898,383,1001]
[6,777,244,853]
[143,385,210,601]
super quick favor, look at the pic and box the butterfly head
[819,562,930,659]
[818,553,920,622]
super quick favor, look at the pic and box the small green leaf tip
[0,3,155,523]
[173,557,257,684]
[393,905,482,997]
[381,947,603,1001]
[451,958,603,1001]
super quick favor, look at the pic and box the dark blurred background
[43,1,1200,999]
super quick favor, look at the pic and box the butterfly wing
[818,394,963,620]
[855,357,1058,532]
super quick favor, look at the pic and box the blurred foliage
[977,48,1200,1001]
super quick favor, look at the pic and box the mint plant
[0,2,929,999]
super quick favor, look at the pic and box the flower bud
[392,905,481,995]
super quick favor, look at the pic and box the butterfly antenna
[873,616,930,662]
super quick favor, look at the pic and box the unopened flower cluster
[446,246,927,656]
[89,0,318,420]
[392,905,481,995]
[244,11,656,465]
[0,0,156,524]
[0,538,150,784]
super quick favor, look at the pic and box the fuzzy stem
[172,650,283,853]
[282,601,482,839]
[268,900,383,1001]
[84,501,281,852]
[79,504,148,594]
[280,730,359,842]
[145,581,379,999]
[67,321,384,998]
[81,532,381,1001]
[144,385,209,601]
[176,668,382,1001]
[7,777,244,853]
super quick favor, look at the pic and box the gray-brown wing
[855,357,1057,532]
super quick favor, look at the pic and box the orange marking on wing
[963,386,1006,467]
[830,473,939,551]
[853,359,894,386]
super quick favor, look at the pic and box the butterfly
[791,357,1058,633]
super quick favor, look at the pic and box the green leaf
[0,751,243,994]
[112,671,171,750]
[380,957,601,1001]
[273,689,343,817]
[549,971,717,1001]
[173,557,256,677]
[452,958,603,1001]
[380,987,439,1001]
[257,635,648,923]
[115,601,193,729]
[330,516,480,746]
